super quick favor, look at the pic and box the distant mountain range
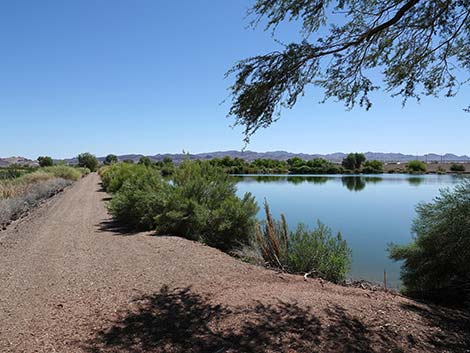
[1,151,469,167]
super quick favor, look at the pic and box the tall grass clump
[255,202,351,283]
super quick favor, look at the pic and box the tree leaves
[228,0,470,141]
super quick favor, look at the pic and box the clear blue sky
[1,0,468,159]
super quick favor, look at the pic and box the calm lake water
[234,174,465,287]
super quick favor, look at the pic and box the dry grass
[0,171,55,199]
[0,166,84,199]
[256,201,289,269]
[0,178,72,226]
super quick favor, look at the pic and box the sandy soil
[0,173,468,353]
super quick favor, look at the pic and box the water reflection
[234,173,465,286]
[408,177,425,186]
[233,174,464,192]
[341,177,366,191]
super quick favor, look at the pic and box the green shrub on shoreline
[107,167,168,230]
[103,161,353,282]
[254,202,351,283]
[105,161,259,252]
[406,160,427,173]
[389,180,470,305]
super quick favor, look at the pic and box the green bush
[104,161,259,252]
[107,168,169,230]
[37,156,54,167]
[362,160,384,174]
[101,163,153,193]
[256,202,351,283]
[78,153,99,172]
[450,163,465,172]
[406,160,427,173]
[154,161,258,251]
[389,180,470,305]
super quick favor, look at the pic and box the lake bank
[234,173,467,287]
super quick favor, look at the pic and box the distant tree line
[209,153,384,175]
[33,153,466,176]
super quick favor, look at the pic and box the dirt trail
[0,173,468,352]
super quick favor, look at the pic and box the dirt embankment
[0,173,468,352]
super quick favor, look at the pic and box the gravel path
[0,173,468,352]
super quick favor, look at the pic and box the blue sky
[1,0,468,159]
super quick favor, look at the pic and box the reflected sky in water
[234,174,466,287]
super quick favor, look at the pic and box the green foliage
[406,160,427,173]
[389,180,470,305]
[138,156,153,166]
[211,156,344,175]
[104,161,259,252]
[450,163,465,172]
[290,158,343,174]
[104,154,118,165]
[154,161,259,251]
[342,153,366,171]
[288,222,352,283]
[228,1,470,141]
[155,157,175,176]
[101,163,153,193]
[362,160,384,174]
[37,156,53,167]
[77,153,99,172]
[107,168,168,230]
[256,202,351,283]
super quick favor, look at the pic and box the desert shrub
[107,168,169,230]
[154,161,258,251]
[406,160,427,173]
[436,166,446,174]
[37,156,54,167]
[389,180,470,305]
[42,165,82,181]
[75,167,91,176]
[362,160,384,174]
[450,163,465,172]
[105,161,258,251]
[255,202,351,283]
[77,152,99,172]
[101,163,154,193]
